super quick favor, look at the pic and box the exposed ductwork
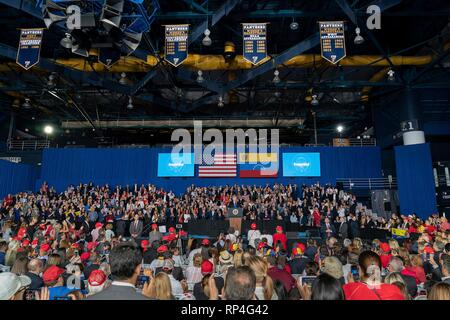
[61,118,305,129]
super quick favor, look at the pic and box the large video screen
[157,153,195,177]
[282,153,321,177]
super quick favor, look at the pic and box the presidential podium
[227,208,244,233]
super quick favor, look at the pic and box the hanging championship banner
[16,28,44,70]
[319,21,346,64]
[164,24,189,67]
[242,23,268,65]
[98,48,121,68]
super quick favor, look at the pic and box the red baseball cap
[201,260,214,274]
[95,222,103,229]
[43,265,65,283]
[380,243,391,253]
[276,226,283,233]
[251,223,257,230]
[257,242,266,250]
[157,245,168,253]
[80,252,91,262]
[31,239,39,247]
[151,224,158,230]
[22,239,30,247]
[40,243,51,253]
[71,243,80,250]
[88,270,107,286]
[201,239,210,246]
[169,227,176,233]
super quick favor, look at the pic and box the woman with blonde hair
[384,272,409,299]
[153,272,175,300]
[427,282,450,300]
[245,256,277,300]
[388,239,400,255]
[5,239,20,267]
[406,254,426,284]
[352,238,363,253]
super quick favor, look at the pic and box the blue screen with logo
[157,153,195,177]
[282,153,321,177]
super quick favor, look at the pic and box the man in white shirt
[247,223,261,248]
[162,259,184,297]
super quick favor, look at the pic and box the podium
[227,208,243,233]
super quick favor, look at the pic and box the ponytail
[262,275,274,300]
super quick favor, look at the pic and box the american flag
[199,153,237,177]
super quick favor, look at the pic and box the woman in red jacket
[343,250,405,300]
[312,208,321,227]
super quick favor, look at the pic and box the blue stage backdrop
[395,143,437,219]
[35,146,382,195]
[0,160,39,198]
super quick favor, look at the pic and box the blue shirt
[0,252,5,265]
[49,286,74,300]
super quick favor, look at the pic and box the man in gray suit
[85,241,150,300]
[129,214,143,241]
[338,216,348,239]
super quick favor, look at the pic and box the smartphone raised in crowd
[350,265,360,281]
[299,276,316,287]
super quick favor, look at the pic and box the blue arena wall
[34,146,382,195]
[0,160,39,198]
[395,143,437,218]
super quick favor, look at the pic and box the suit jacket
[339,222,348,239]
[85,283,151,300]
[320,223,336,238]
[129,220,143,238]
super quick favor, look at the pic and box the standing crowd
[0,182,449,300]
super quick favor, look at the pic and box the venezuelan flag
[239,152,278,178]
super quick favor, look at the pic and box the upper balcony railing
[7,139,50,151]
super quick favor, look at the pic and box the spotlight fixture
[218,95,224,107]
[354,27,364,45]
[387,69,395,81]
[274,91,281,98]
[311,94,319,106]
[196,70,204,83]
[273,69,281,84]
[337,125,344,133]
[202,28,212,46]
[25,128,29,132]
[127,96,133,109]
[47,73,56,87]
[290,18,299,31]
[119,72,129,85]
[60,33,72,49]
[22,98,31,109]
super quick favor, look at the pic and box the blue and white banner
[319,21,346,64]
[16,29,44,70]
[282,153,321,177]
[242,23,268,65]
[157,152,194,177]
[164,24,189,67]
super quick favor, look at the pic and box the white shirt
[169,274,184,297]
[247,230,261,248]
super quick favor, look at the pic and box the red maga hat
[88,270,107,286]
[157,245,168,253]
[43,265,65,283]
[201,260,214,274]
[251,223,257,230]
[80,252,91,262]
[201,238,210,246]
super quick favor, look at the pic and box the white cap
[0,272,31,300]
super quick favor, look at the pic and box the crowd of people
[0,182,449,300]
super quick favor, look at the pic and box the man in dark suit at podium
[129,214,143,241]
